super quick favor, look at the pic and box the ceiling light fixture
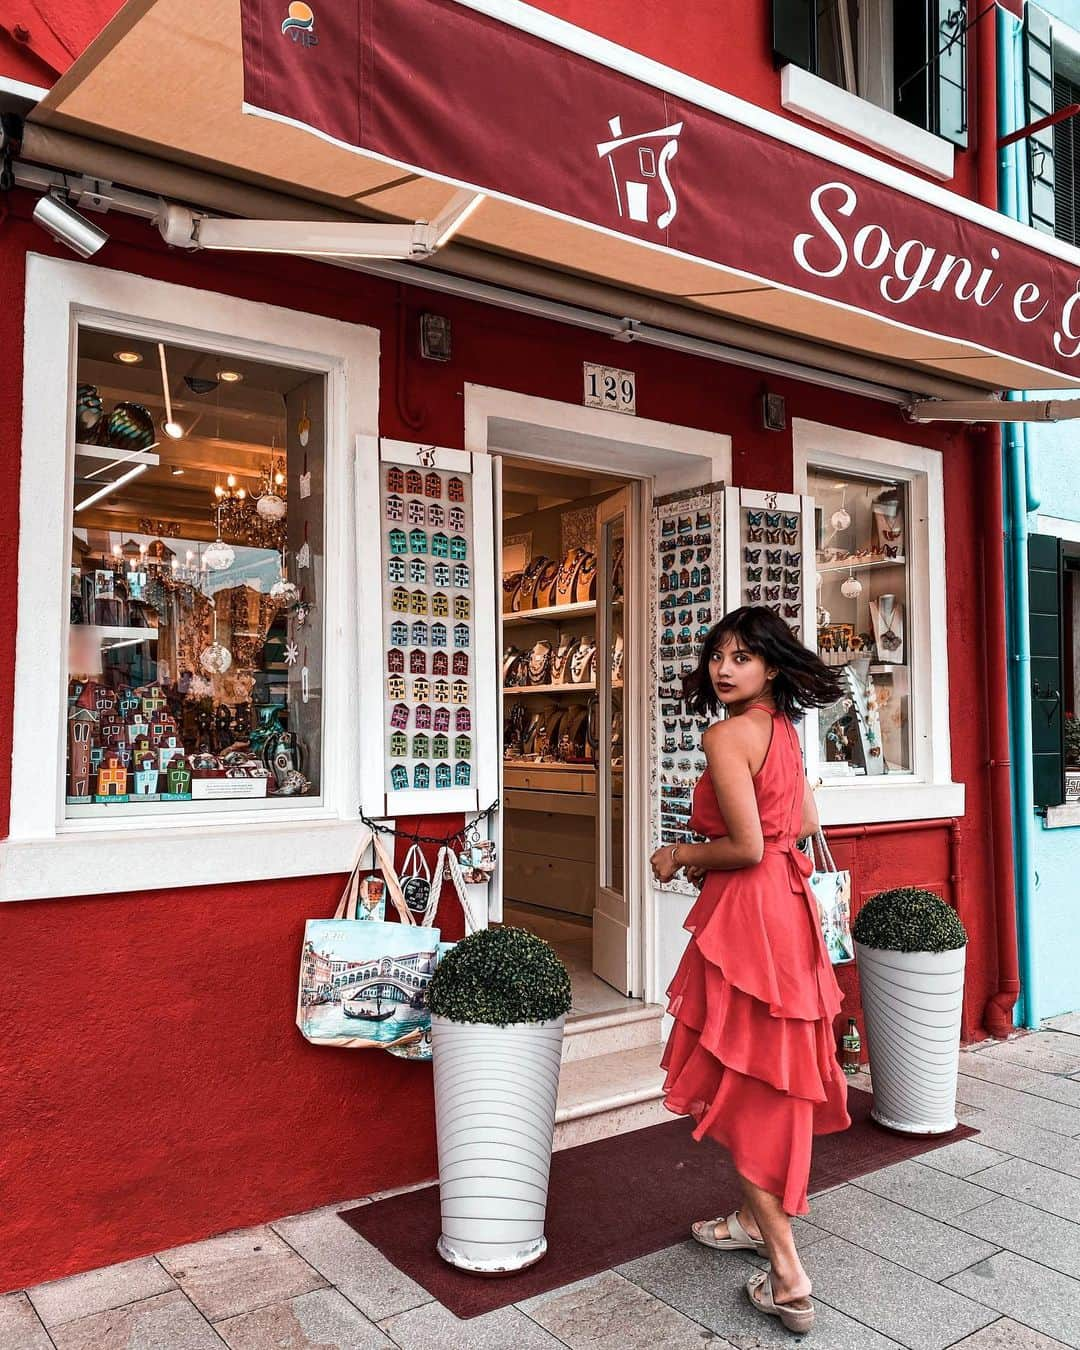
[114,350,143,365]
[217,369,243,383]
[156,342,184,440]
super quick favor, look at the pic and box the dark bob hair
[682,605,846,720]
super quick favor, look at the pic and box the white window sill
[0,817,369,902]
[781,65,955,182]
[816,780,966,827]
[1043,802,1080,829]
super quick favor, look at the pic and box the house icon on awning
[596,115,684,230]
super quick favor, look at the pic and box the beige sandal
[745,1269,815,1334]
[690,1209,765,1252]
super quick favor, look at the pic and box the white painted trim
[1044,802,1080,829]
[0,75,49,104]
[780,64,954,182]
[464,383,731,1008]
[1037,514,1080,545]
[3,254,380,901]
[792,418,961,826]
[443,0,1080,270]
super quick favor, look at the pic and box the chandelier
[212,458,287,550]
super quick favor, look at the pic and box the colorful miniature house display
[391,702,410,730]
[433,560,450,585]
[388,647,405,673]
[428,504,445,529]
[432,650,448,676]
[414,763,430,789]
[410,589,428,615]
[140,686,166,715]
[433,706,451,732]
[387,674,406,699]
[448,476,465,503]
[431,623,447,647]
[453,651,469,676]
[386,494,405,522]
[412,621,429,646]
[157,734,184,772]
[435,762,452,788]
[455,707,471,731]
[450,535,468,561]
[410,649,427,674]
[431,532,449,558]
[432,733,449,759]
[133,754,159,797]
[407,498,426,526]
[453,624,470,648]
[455,761,471,786]
[390,730,408,757]
[453,563,470,587]
[454,596,470,620]
[386,465,405,493]
[388,557,406,582]
[405,468,423,494]
[433,678,450,703]
[413,733,430,758]
[425,470,442,498]
[391,763,409,790]
[415,703,432,729]
[432,592,449,617]
[413,677,430,701]
[409,528,427,554]
[452,679,469,705]
[67,710,94,799]
[389,528,407,554]
[449,505,466,531]
[165,757,192,798]
[409,558,427,583]
[390,620,408,646]
[391,586,410,613]
[455,735,472,759]
[96,754,128,799]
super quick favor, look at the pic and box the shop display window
[66,328,324,815]
[809,466,912,778]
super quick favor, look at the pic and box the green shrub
[427,926,572,1025]
[853,887,967,953]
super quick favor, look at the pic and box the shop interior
[497,455,637,1016]
[66,329,323,816]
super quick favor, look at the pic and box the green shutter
[1024,4,1057,236]
[772,0,814,71]
[1028,533,1065,809]
[933,2,968,148]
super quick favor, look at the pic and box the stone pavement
[6,1021,1080,1350]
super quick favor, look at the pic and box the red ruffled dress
[661,705,850,1216]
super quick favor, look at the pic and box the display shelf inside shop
[504,681,596,696]
[817,555,906,573]
[75,444,161,467]
[503,600,596,625]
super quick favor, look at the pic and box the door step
[562,1002,665,1062]
[554,1039,669,1151]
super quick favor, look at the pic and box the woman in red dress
[651,605,850,1335]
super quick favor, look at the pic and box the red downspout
[974,6,1021,1036]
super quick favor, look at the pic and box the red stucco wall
[0,188,1002,1290]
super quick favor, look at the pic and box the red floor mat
[339,1087,975,1319]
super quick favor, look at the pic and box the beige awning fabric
[31,0,1080,393]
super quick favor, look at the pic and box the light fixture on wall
[217,369,243,383]
[33,193,109,258]
[156,343,184,440]
[114,350,143,365]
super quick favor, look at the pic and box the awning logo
[596,116,683,230]
[281,2,318,45]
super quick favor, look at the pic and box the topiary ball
[853,887,967,954]
[427,926,572,1026]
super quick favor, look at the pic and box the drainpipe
[997,6,1041,1028]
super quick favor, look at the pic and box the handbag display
[297,833,440,1051]
[801,830,855,965]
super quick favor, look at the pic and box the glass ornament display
[840,571,863,599]
[256,492,286,521]
[203,536,235,571]
[830,507,851,531]
[199,641,233,674]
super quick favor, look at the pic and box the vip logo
[281,1,318,45]
[596,115,683,230]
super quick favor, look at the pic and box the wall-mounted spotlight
[32,193,109,259]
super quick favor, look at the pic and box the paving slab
[48,1290,223,1350]
[917,1139,1010,1179]
[959,1110,1080,1179]
[517,1269,732,1349]
[944,1250,1080,1347]
[1045,1012,1080,1037]
[960,1053,1080,1107]
[26,1256,175,1329]
[157,1226,327,1322]
[215,1287,392,1349]
[377,1298,565,1349]
[1028,1030,1080,1057]
[617,1239,906,1349]
[953,1195,1080,1280]
[851,1159,997,1221]
[953,1076,1080,1136]
[976,1036,1080,1077]
[0,1293,52,1350]
[801,1184,998,1280]
[272,1206,431,1321]
[961,1156,1080,1225]
[947,1318,1071,1348]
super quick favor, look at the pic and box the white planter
[431,1013,566,1273]
[855,942,966,1135]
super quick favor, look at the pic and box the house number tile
[583,362,636,415]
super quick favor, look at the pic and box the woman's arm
[798,776,819,842]
[651,719,765,881]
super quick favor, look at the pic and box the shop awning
[30,0,1080,392]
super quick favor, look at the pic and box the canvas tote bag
[801,829,855,965]
[297,832,443,1051]
[384,843,486,1062]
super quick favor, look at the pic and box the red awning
[32,0,1080,391]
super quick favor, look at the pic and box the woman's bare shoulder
[702,715,768,755]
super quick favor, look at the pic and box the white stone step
[554,1043,668,1150]
[562,1003,665,1062]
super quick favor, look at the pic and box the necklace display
[550,636,576,683]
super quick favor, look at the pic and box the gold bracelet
[670,844,681,869]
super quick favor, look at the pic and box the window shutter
[1028,533,1065,810]
[1053,73,1079,246]
[1024,3,1057,236]
[933,2,968,148]
[772,0,815,71]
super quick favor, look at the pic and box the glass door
[594,488,634,994]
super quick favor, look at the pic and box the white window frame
[1,254,379,901]
[793,418,964,825]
